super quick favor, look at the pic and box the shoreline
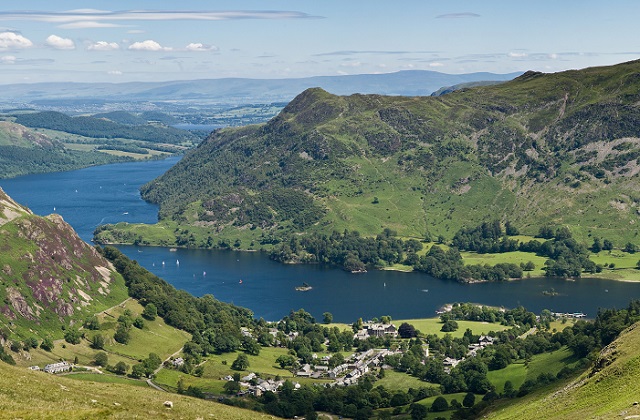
[97,239,640,283]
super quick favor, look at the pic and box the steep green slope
[99,60,640,251]
[0,188,128,340]
[0,360,263,419]
[486,321,640,419]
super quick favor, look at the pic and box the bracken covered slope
[0,187,127,339]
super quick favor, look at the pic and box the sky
[0,1,639,84]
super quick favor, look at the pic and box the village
[224,321,498,397]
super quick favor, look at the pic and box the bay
[2,158,640,322]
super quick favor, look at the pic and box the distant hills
[0,70,521,105]
[117,60,640,246]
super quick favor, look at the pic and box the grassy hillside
[98,60,640,255]
[0,188,128,340]
[0,360,266,419]
[486,322,640,419]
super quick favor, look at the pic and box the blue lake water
[2,158,640,322]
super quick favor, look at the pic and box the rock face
[0,187,124,336]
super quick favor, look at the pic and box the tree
[410,402,428,420]
[130,363,147,379]
[231,353,249,371]
[84,316,100,330]
[64,327,82,345]
[24,337,39,349]
[323,312,333,324]
[94,351,108,367]
[142,303,157,320]
[276,354,295,369]
[463,392,476,408]
[591,238,602,253]
[398,322,417,338]
[603,239,614,251]
[503,380,516,398]
[223,380,241,394]
[114,324,131,344]
[40,337,54,352]
[241,336,261,356]
[133,316,145,329]
[328,352,345,368]
[624,242,637,254]
[91,333,105,350]
[113,361,128,375]
[431,396,449,412]
[441,320,459,332]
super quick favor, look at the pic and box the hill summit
[103,60,640,247]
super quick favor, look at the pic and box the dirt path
[146,346,184,392]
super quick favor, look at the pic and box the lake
[2,158,640,322]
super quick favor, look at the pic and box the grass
[375,369,438,392]
[0,358,266,419]
[524,347,579,381]
[65,372,151,388]
[486,325,640,419]
[395,317,511,338]
[460,250,547,279]
[487,363,527,394]
[14,299,190,374]
[100,299,191,362]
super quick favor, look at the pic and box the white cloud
[108,70,123,75]
[429,62,444,67]
[0,32,33,50]
[59,21,124,29]
[548,53,558,59]
[436,13,480,19]
[128,40,171,52]
[127,30,145,34]
[340,61,362,67]
[87,41,119,51]
[185,42,218,52]
[508,52,527,58]
[46,34,75,50]
[0,55,16,64]
[0,10,318,24]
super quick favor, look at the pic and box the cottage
[44,361,71,374]
[171,357,184,367]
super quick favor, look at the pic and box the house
[171,357,184,367]
[44,361,71,374]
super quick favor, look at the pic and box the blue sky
[0,1,638,84]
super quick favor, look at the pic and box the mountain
[0,120,134,179]
[0,187,127,339]
[487,321,640,419]
[115,60,640,249]
[0,70,520,105]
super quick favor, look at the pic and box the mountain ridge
[119,60,640,249]
[0,70,521,104]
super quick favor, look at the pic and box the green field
[65,372,151,388]
[395,317,511,338]
[375,369,439,392]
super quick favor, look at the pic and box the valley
[1,60,640,420]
